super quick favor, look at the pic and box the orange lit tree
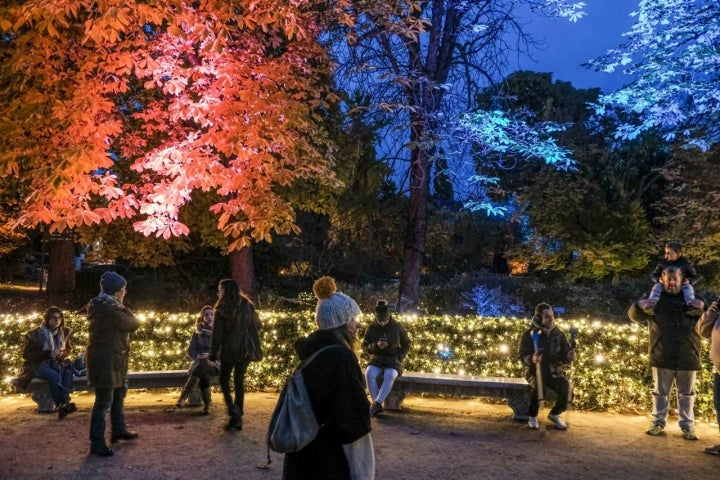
[0,0,349,293]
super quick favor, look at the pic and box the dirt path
[0,390,718,479]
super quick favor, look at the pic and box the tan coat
[696,308,720,374]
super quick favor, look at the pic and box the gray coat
[86,294,140,389]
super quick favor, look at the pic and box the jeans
[219,359,250,416]
[365,365,399,404]
[526,374,570,417]
[35,361,73,408]
[89,385,128,448]
[714,373,720,432]
[649,282,694,304]
[651,367,696,429]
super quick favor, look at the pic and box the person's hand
[198,353,209,360]
[377,338,388,349]
[707,300,719,314]
[531,353,541,364]
[637,299,651,309]
[567,350,576,362]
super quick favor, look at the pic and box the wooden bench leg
[30,391,56,413]
[384,390,405,410]
[507,396,530,422]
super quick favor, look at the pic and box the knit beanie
[375,300,390,320]
[313,276,361,330]
[100,271,127,295]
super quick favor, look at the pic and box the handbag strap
[298,344,344,371]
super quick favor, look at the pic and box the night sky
[510,0,636,93]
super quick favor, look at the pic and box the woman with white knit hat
[282,276,375,480]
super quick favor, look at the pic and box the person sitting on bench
[362,300,410,418]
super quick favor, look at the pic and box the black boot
[225,405,242,430]
[201,388,212,415]
[176,376,199,409]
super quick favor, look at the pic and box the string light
[0,311,715,420]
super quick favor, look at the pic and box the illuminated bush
[1,311,715,420]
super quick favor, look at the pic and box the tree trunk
[398,146,431,312]
[229,245,257,305]
[46,230,75,293]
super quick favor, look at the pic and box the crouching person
[176,306,218,414]
[519,303,575,430]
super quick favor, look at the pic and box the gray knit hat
[313,276,361,330]
[100,271,127,295]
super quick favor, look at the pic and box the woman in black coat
[282,276,374,480]
[209,279,262,430]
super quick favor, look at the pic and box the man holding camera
[630,266,705,440]
[86,271,140,457]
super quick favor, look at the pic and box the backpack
[72,354,87,377]
[266,345,342,458]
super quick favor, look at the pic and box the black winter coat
[86,295,140,389]
[518,324,572,381]
[210,300,262,364]
[628,291,703,371]
[188,328,212,359]
[362,319,410,374]
[282,330,371,480]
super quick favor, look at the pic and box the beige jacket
[696,307,720,374]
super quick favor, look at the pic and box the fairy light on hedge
[0,310,715,420]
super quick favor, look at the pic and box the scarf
[39,324,66,354]
[91,291,123,308]
[531,316,556,336]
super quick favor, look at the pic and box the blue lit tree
[467,71,660,282]
[332,1,587,311]
[588,1,720,151]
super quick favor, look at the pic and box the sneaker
[704,444,720,455]
[547,413,567,430]
[370,401,383,418]
[681,428,699,441]
[646,423,665,436]
[527,416,539,429]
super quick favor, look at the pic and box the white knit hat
[313,277,361,330]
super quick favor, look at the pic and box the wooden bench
[11,370,205,413]
[383,371,532,421]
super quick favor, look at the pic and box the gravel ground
[0,390,718,479]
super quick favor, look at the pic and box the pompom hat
[100,271,127,295]
[313,276,361,330]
